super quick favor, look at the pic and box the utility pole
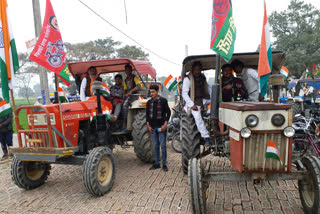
[185,45,189,58]
[32,0,50,104]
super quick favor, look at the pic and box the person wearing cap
[122,64,141,131]
[0,98,13,160]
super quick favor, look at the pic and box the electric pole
[185,45,189,58]
[32,0,50,104]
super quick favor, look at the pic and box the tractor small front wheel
[11,157,51,190]
[189,158,207,214]
[83,147,115,196]
[298,155,320,214]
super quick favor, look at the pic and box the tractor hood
[68,58,157,80]
[181,51,285,76]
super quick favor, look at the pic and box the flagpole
[55,76,67,148]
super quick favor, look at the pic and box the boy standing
[146,84,171,171]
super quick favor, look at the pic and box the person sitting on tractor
[182,61,212,147]
[122,64,141,131]
[231,59,261,101]
[110,74,125,121]
[80,72,91,101]
[222,63,248,102]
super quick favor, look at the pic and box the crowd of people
[79,64,141,131]
[182,60,260,147]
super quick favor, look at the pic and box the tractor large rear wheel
[11,157,51,190]
[287,100,302,118]
[181,111,201,174]
[83,147,115,196]
[132,110,155,163]
[298,156,320,214]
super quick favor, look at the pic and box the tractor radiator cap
[268,74,285,86]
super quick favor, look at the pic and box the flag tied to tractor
[0,0,19,102]
[258,1,272,98]
[280,66,289,79]
[265,141,283,165]
[29,0,70,86]
[210,0,236,62]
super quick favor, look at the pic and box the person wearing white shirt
[231,59,261,101]
[182,61,212,147]
[80,73,90,101]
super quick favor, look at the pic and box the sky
[7,0,320,82]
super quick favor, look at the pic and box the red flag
[29,0,70,86]
[313,63,317,74]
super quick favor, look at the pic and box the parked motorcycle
[167,108,181,153]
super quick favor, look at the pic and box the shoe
[111,115,117,122]
[1,153,8,161]
[149,164,160,170]
[162,165,168,172]
[204,138,211,147]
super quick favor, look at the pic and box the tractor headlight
[240,128,251,138]
[33,115,38,124]
[271,114,285,127]
[284,127,295,137]
[245,114,259,127]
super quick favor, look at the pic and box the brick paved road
[0,140,305,214]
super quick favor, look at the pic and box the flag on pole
[314,65,319,76]
[163,75,178,91]
[0,99,12,117]
[102,106,112,120]
[100,83,110,96]
[58,87,68,102]
[90,109,96,121]
[0,0,19,102]
[265,140,283,165]
[306,68,310,79]
[280,66,289,79]
[29,0,70,86]
[176,76,182,86]
[210,0,236,62]
[258,1,272,97]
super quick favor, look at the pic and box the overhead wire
[78,0,181,66]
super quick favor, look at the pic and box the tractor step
[9,147,79,162]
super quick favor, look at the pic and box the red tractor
[10,59,156,196]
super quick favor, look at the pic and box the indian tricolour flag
[265,141,283,165]
[0,0,19,102]
[280,66,289,79]
[164,75,177,91]
[102,106,111,120]
[90,109,96,121]
[58,87,68,102]
[100,83,110,96]
[0,99,12,117]
[258,1,272,98]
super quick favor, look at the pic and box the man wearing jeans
[146,84,171,172]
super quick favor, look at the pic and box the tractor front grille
[22,128,58,148]
[243,133,290,172]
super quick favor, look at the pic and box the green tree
[116,45,149,61]
[269,0,320,78]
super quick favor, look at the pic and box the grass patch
[12,98,33,133]
[13,110,28,133]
